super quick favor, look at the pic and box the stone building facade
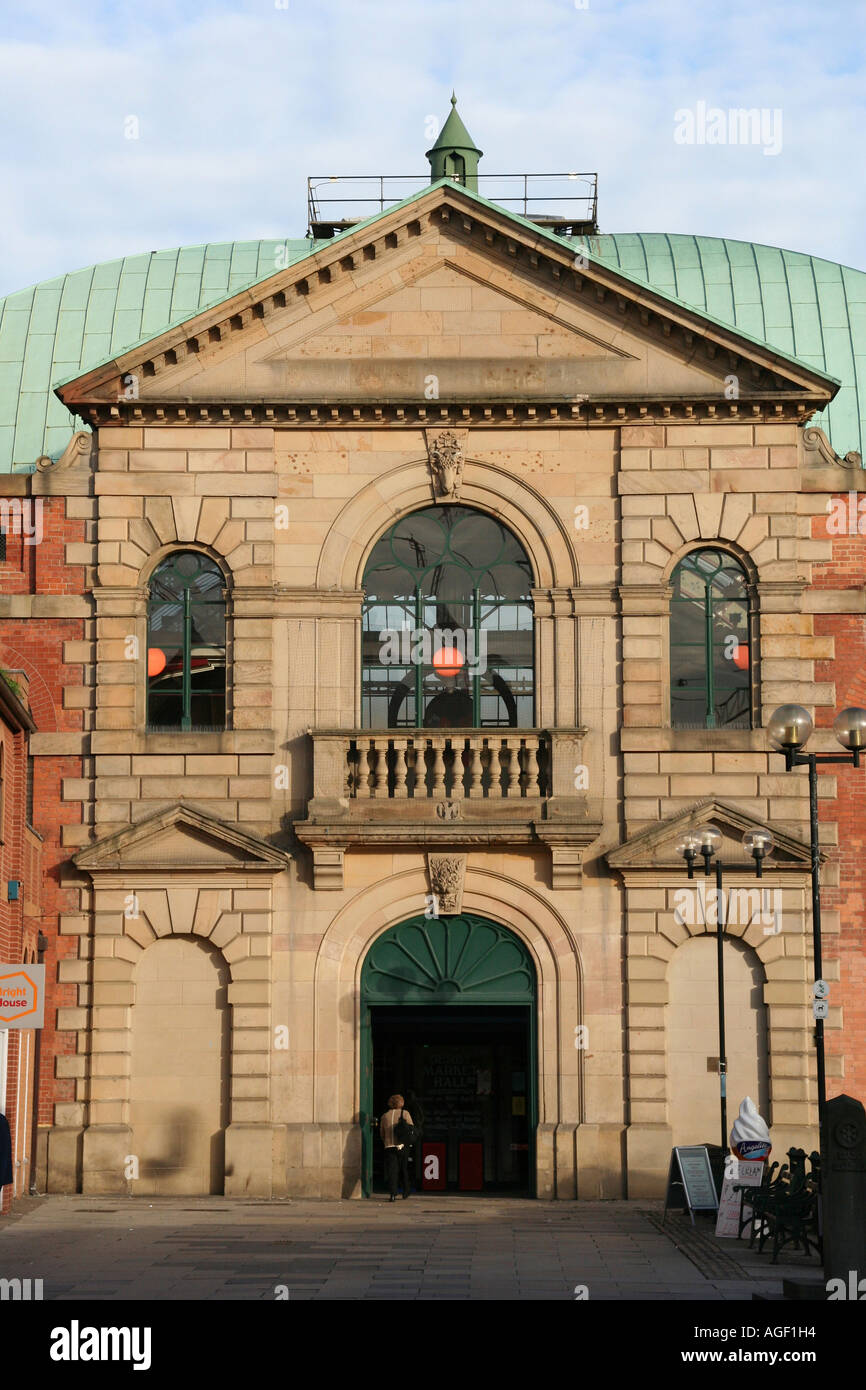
[2,145,866,1201]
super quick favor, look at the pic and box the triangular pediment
[606,799,813,872]
[56,182,837,427]
[74,803,291,874]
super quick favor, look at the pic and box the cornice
[76,396,823,431]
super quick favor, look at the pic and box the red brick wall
[1,494,86,1202]
[811,496,866,1104]
[0,703,40,1212]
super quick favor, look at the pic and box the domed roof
[0,226,863,472]
[581,231,865,464]
[0,239,319,472]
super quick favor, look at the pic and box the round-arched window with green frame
[670,548,753,729]
[361,505,534,728]
[146,551,227,731]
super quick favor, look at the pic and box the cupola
[425,93,483,191]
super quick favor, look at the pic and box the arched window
[146,552,227,730]
[444,152,466,184]
[670,549,753,729]
[361,506,534,728]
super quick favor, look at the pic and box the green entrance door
[359,913,537,1196]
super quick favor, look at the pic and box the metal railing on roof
[306,173,598,238]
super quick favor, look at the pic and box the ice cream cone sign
[729,1096,771,1161]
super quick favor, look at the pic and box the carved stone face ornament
[428,430,464,500]
[426,852,466,915]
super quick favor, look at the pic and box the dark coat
[405,1095,425,1137]
[0,1112,12,1189]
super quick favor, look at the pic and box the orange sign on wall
[0,965,45,1030]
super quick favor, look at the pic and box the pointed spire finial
[426,95,482,191]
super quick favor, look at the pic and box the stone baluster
[480,739,493,797]
[415,738,430,798]
[430,737,446,798]
[466,738,482,798]
[344,744,355,798]
[451,737,466,798]
[405,738,417,798]
[370,739,388,797]
[505,735,521,797]
[354,737,371,796]
[523,735,540,795]
[393,738,408,797]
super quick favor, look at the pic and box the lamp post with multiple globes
[674,822,775,1152]
[766,703,866,1136]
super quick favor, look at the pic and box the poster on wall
[0,965,45,1030]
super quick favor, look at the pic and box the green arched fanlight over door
[363,914,535,1004]
[359,914,537,1195]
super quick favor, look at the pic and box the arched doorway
[360,913,537,1196]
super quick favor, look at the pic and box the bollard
[823,1094,866,1297]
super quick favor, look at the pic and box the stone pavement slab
[0,1195,821,1301]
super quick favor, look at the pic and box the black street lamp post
[675,823,774,1152]
[766,703,866,1137]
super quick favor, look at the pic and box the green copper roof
[574,231,865,460]
[0,207,863,472]
[0,239,317,470]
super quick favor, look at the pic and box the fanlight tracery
[362,915,535,1005]
[361,505,534,729]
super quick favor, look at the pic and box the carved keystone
[426,852,466,915]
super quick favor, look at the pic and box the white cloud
[0,0,864,295]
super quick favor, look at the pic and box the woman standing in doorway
[379,1093,414,1201]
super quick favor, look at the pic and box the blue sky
[1,0,864,295]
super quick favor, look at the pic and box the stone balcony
[293,727,603,889]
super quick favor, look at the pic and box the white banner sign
[0,964,45,1029]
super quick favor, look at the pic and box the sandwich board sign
[715,1159,766,1238]
[662,1146,719,1225]
[0,965,45,1029]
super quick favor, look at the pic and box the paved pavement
[0,1195,822,1300]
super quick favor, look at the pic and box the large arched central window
[361,506,534,728]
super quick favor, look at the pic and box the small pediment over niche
[74,802,291,874]
[605,798,813,872]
